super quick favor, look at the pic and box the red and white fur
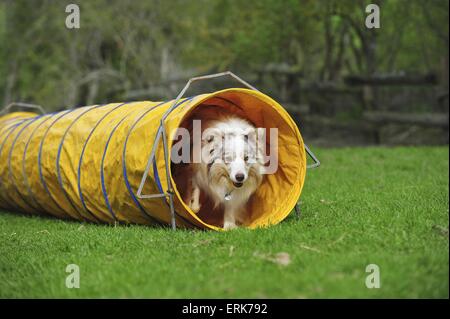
[186,114,265,230]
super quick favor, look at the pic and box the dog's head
[201,119,265,192]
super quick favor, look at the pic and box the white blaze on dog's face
[223,131,249,187]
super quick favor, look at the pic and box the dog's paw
[189,200,201,214]
[188,184,201,213]
[223,221,237,230]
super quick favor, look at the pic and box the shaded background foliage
[0,0,448,145]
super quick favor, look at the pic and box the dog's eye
[244,155,249,162]
[207,135,214,143]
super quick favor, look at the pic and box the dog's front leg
[189,182,201,214]
[223,207,237,230]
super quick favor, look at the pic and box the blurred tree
[0,0,447,110]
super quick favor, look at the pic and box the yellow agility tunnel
[0,72,319,230]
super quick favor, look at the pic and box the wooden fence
[123,66,449,146]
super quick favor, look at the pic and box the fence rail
[119,67,448,145]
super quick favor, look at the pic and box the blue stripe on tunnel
[58,103,128,222]
[21,113,58,214]
[100,114,130,221]
[100,114,136,220]
[7,116,44,210]
[121,101,170,225]
[0,120,31,208]
[38,109,77,217]
[123,98,203,229]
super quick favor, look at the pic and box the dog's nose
[235,173,245,182]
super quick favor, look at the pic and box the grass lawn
[0,146,448,298]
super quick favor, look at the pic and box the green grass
[0,146,448,298]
